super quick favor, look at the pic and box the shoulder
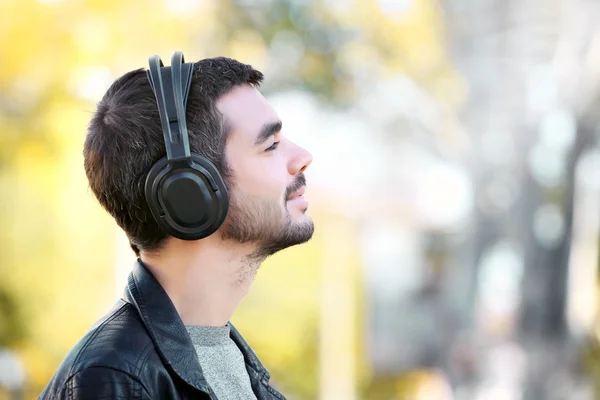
[40,299,157,399]
[40,366,152,400]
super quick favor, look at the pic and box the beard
[219,174,314,261]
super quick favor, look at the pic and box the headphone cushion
[145,154,229,240]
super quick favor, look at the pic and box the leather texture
[39,260,286,400]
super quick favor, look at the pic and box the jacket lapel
[229,324,269,379]
[123,260,212,395]
[229,316,288,399]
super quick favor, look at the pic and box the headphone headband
[146,52,194,161]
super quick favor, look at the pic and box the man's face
[216,84,314,258]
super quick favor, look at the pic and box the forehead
[216,84,278,144]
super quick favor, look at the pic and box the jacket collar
[229,321,270,380]
[122,260,269,392]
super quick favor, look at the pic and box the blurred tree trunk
[439,0,600,397]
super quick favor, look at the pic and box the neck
[140,236,263,327]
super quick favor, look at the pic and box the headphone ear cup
[145,154,229,240]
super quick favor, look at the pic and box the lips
[287,186,306,200]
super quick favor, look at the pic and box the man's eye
[265,141,280,152]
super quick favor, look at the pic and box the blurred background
[1,0,600,399]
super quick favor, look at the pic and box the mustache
[285,173,306,200]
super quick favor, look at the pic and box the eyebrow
[254,120,282,146]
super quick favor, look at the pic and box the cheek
[231,155,287,199]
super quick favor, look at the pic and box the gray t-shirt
[185,324,257,400]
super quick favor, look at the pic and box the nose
[289,144,313,175]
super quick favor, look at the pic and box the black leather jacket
[39,260,286,399]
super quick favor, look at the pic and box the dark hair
[84,57,264,256]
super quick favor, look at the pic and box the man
[39,54,314,399]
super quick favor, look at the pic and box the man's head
[84,57,314,258]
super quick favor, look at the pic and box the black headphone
[145,51,229,240]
